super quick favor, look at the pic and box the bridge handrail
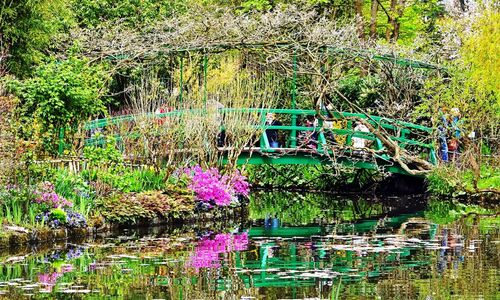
[85,108,434,134]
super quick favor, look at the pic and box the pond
[0,192,498,299]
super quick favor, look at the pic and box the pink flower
[181,166,250,207]
[33,182,72,208]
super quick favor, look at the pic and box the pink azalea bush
[230,169,250,197]
[182,166,250,207]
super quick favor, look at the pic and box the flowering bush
[34,181,72,208]
[182,166,250,207]
[65,210,87,228]
[229,169,250,197]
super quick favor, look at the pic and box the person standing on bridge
[447,108,463,161]
[352,121,370,151]
[265,113,281,148]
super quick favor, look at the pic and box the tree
[0,0,71,76]
[71,0,188,28]
[8,56,110,154]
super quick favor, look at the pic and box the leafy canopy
[0,0,72,76]
[9,56,110,153]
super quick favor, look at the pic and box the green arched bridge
[82,108,436,177]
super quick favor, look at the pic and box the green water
[0,192,498,299]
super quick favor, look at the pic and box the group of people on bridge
[264,112,370,151]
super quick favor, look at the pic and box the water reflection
[0,193,497,299]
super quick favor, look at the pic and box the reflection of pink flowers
[188,233,248,271]
[38,264,74,290]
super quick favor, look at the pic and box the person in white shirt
[352,121,370,149]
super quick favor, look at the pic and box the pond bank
[0,205,248,251]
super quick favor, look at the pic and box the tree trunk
[386,0,396,42]
[386,0,405,43]
[392,0,406,42]
[355,0,365,40]
[369,0,378,39]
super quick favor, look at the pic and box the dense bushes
[7,56,110,154]
[97,190,195,224]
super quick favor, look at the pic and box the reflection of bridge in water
[230,214,437,291]
[84,108,436,177]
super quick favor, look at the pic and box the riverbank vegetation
[0,0,499,234]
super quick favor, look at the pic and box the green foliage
[461,10,500,104]
[424,199,494,225]
[426,167,456,196]
[426,164,499,197]
[240,0,273,11]
[331,70,381,110]
[418,9,499,136]
[9,56,110,154]
[83,139,168,193]
[52,169,94,217]
[84,138,124,168]
[82,150,168,193]
[0,185,41,226]
[50,208,67,223]
[0,0,73,76]
[71,0,188,28]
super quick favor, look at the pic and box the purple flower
[33,182,72,208]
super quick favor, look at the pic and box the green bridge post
[58,127,65,156]
[289,51,298,147]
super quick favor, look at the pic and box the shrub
[8,56,110,154]
[97,193,154,224]
[65,210,87,229]
[97,190,195,224]
[50,208,67,223]
[182,166,250,207]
